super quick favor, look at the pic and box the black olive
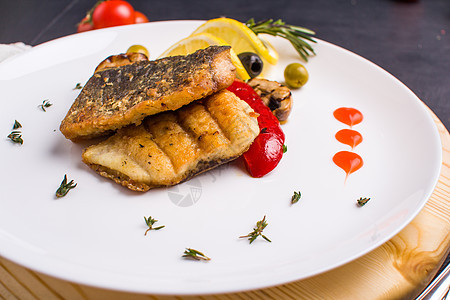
[238,52,263,78]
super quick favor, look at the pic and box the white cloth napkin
[0,42,32,63]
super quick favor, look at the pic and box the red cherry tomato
[227,80,285,177]
[92,0,135,29]
[134,11,149,23]
[77,16,94,32]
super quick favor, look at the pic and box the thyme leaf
[7,131,23,144]
[56,174,77,198]
[39,100,52,112]
[182,248,211,261]
[13,120,22,129]
[239,215,271,244]
[357,197,371,207]
[144,216,165,235]
[291,191,301,204]
[73,83,83,90]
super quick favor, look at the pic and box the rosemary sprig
[182,248,211,261]
[39,100,52,112]
[73,83,83,90]
[240,215,271,244]
[357,197,371,207]
[144,216,165,235]
[56,174,77,198]
[246,18,316,61]
[291,191,301,204]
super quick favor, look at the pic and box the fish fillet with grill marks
[82,90,259,191]
[60,46,236,141]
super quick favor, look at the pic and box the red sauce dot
[333,151,364,178]
[335,129,363,149]
[333,107,363,127]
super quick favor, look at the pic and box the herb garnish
[73,83,83,90]
[357,197,371,207]
[7,120,23,144]
[144,216,165,235]
[13,120,22,129]
[283,144,288,153]
[39,100,52,112]
[7,131,23,144]
[291,191,301,204]
[56,174,77,198]
[246,18,316,61]
[182,248,211,261]
[240,215,271,244]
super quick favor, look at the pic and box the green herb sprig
[144,216,165,235]
[39,100,52,112]
[357,197,371,207]
[291,191,301,204]
[240,215,271,244]
[7,120,23,144]
[56,174,77,198]
[73,83,83,90]
[13,120,22,129]
[182,248,211,261]
[246,18,316,61]
[7,131,23,144]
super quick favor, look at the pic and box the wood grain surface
[0,111,448,300]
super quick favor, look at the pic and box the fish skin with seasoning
[81,90,259,192]
[60,46,236,141]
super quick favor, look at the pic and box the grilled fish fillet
[82,90,259,191]
[60,46,236,141]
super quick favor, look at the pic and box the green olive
[284,63,309,88]
[126,44,149,58]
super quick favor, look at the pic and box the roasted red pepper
[227,80,285,177]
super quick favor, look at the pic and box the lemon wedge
[191,18,279,65]
[158,32,250,80]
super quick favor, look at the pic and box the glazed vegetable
[238,52,263,78]
[227,80,285,178]
[284,62,309,88]
[247,78,293,123]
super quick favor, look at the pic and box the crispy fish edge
[60,45,236,141]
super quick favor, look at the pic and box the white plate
[0,21,442,295]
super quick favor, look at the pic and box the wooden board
[0,111,448,300]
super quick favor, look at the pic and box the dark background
[0,0,449,130]
[0,0,448,292]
